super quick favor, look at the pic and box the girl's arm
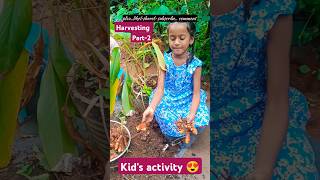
[188,67,202,121]
[148,69,166,110]
[253,16,292,178]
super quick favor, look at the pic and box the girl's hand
[142,106,155,123]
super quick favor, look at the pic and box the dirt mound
[110,114,180,179]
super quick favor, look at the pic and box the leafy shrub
[110,0,210,75]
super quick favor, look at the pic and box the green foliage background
[110,0,211,75]
[294,0,320,45]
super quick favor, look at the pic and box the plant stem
[123,43,144,79]
[299,8,316,43]
[150,46,160,73]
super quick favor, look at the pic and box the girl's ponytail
[186,41,195,68]
[185,22,196,68]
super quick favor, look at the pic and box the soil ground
[110,114,183,180]
[109,119,210,180]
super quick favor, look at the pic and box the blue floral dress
[150,52,210,138]
[210,0,319,179]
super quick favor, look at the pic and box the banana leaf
[152,42,166,71]
[110,47,120,85]
[37,36,77,169]
[110,47,133,116]
[121,75,133,116]
[50,37,72,88]
[0,50,28,168]
[110,47,121,115]
[0,0,32,73]
[110,78,120,115]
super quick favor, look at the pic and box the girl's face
[168,23,194,57]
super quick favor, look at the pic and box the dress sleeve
[247,0,296,39]
[187,57,202,74]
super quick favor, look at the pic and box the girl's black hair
[167,22,196,68]
[243,0,260,20]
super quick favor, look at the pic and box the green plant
[37,35,78,169]
[299,64,311,74]
[295,0,320,45]
[298,64,320,80]
[0,0,32,74]
[111,27,166,113]
[34,0,110,168]
[110,47,133,116]
[142,84,152,96]
[110,0,210,75]
[0,51,29,168]
[0,0,109,172]
[116,38,164,88]
[0,0,32,168]
[112,25,165,82]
